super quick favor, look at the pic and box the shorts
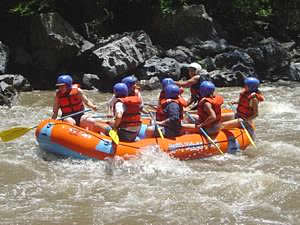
[155,126,181,138]
[62,113,83,126]
[117,125,145,142]
[201,123,221,135]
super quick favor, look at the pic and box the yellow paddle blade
[156,125,164,139]
[240,122,257,149]
[109,129,119,145]
[0,127,34,142]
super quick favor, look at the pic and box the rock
[138,56,181,80]
[139,76,161,90]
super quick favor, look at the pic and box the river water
[1,82,300,225]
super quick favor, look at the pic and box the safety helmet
[244,77,260,92]
[162,78,174,89]
[189,62,202,73]
[199,81,215,97]
[121,75,137,90]
[56,74,72,88]
[113,83,128,97]
[165,84,180,99]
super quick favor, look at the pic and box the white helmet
[189,62,202,74]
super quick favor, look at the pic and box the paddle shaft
[185,112,224,155]
[229,104,257,149]
[149,112,164,139]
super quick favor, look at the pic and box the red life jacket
[156,96,187,121]
[115,95,142,127]
[197,94,224,128]
[237,90,264,119]
[57,84,84,115]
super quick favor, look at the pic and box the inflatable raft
[35,118,251,160]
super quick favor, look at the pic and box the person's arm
[51,95,59,119]
[78,89,97,111]
[174,75,199,88]
[247,97,259,120]
[196,102,216,128]
[113,102,125,129]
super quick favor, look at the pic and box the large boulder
[86,31,159,81]
[29,12,94,84]
[0,74,31,106]
[246,37,290,80]
[151,4,218,46]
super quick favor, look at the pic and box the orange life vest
[156,96,187,121]
[115,95,142,127]
[237,90,264,119]
[197,94,224,128]
[57,84,84,115]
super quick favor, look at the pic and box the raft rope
[49,122,244,151]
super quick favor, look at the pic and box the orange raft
[35,119,251,160]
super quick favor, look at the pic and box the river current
[1,82,300,225]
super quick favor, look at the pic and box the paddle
[240,120,257,149]
[149,112,164,139]
[108,128,119,145]
[0,109,92,142]
[185,112,224,155]
[229,104,257,149]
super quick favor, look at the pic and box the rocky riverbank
[1,4,300,106]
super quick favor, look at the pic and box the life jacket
[114,95,142,127]
[156,96,187,121]
[197,94,224,128]
[57,84,84,115]
[237,89,264,119]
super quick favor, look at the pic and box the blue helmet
[199,81,215,97]
[162,78,174,90]
[121,75,137,90]
[56,74,72,88]
[244,77,260,92]
[113,83,128,97]
[165,84,180,99]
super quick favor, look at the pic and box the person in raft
[52,74,97,126]
[155,78,185,121]
[149,84,187,138]
[107,75,144,115]
[94,83,149,142]
[174,62,209,110]
[221,77,264,132]
[182,81,224,136]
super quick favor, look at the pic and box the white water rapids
[0,82,300,225]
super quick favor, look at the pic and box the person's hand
[91,105,97,111]
[156,121,163,126]
[195,123,203,129]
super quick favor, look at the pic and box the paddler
[93,83,149,142]
[149,84,187,138]
[222,77,264,132]
[175,62,210,110]
[182,81,224,136]
[52,74,97,126]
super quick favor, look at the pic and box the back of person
[156,84,187,138]
[156,78,174,121]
